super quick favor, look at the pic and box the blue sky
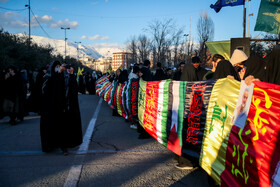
[0,0,262,49]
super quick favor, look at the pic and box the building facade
[112,52,131,71]
[94,57,112,73]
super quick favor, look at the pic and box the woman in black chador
[40,61,82,155]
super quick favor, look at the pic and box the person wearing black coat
[191,56,208,81]
[153,62,166,81]
[264,46,280,85]
[89,71,97,95]
[213,60,240,80]
[78,74,86,94]
[112,69,122,116]
[243,55,265,81]
[3,66,25,125]
[180,57,208,81]
[64,66,83,149]
[173,62,185,80]
[85,73,90,93]
[140,59,152,81]
[138,59,152,139]
[118,69,128,84]
[28,67,46,114]
[180,63,197,81]
[40,61,82,155]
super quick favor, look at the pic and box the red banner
[143,81,160,139]
[221,81,280,187]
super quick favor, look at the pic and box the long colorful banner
[95,77,280,186]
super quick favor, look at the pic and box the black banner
[181,80,216,164]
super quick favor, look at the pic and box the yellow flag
[118,64,123,71]
[77,67,84,80]
[199,78,240,185]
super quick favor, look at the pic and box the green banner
[254,0,280,34]
[206,41,230,60]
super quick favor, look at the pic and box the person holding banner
[138,60,152,139]
[230,49,248,80]
[112,68,122,116]
[203,54,225,80]
[242,55,265,81]
[213,60,239,80]
[140,59,152,81]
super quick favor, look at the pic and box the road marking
[64,97,102,187]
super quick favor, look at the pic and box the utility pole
[61,27,70,60]
[243,4,246,38]
[75,41,81,59]
[247,0,253,37]
[183,34,189,62]
[188,16,191,57]
[25,0,31,48]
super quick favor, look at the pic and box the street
[0,94,215,187]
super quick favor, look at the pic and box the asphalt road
[0,94,216,187]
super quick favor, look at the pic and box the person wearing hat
[230,49,248,80]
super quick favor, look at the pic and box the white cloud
[91,1,98,5]
[30,15,53,28]
[105,0,108,2]
[91,43,122,49]
[81,35,109,41]
[39,15,53,23]
[0,12,78,30]
[50,18,79,29]
[0,12,28,28]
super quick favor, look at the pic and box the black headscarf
[118,69,128,84]
[213,60,239,80]
[265,46,280,85]
[180,63,197,81]
[44,61,61,79]
[243,55,265,81]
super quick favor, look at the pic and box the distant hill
[17,34,102,59]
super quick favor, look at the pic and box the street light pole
[61,27,70,59]
[184,34,189,62]
[25,0,31,48]
[247,0,253,37]
[75,41,81,59]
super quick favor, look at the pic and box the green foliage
[0,29,93,74]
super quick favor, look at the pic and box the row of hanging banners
[95,75,280,186]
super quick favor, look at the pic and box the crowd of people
[102,45,280,170]
[0,62,92,155]
[1,45,280,156]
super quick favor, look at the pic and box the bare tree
[171,28,184,66]
[147,19,175,67]
[197,11,214,62]
[126,36,138,64]
[125,19,186,68]
[250,33,278,56]
[137,34,151,63]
